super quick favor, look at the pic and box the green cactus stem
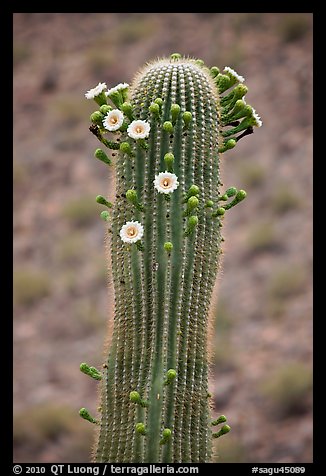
[82,55,262,463]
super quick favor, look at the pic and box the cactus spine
[82,56,262,463]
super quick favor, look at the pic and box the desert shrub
[14,269,51,307]
[271,185,302,214]
[260,362,312,416]
[246,223,278,254]
[61,196,99,228]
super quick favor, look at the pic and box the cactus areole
[81,55,262,463]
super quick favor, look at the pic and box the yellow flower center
[136,126,144,134]
[110,116,118,124]
[161,178,171,188]
[127,226,137,237]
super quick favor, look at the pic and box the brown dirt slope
[13,13,312,463]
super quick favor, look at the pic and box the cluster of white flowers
[86,83,180,245]
[223,67,245,83]
[87,70,262,247]
[102,115,151,138]
[85,81,151,138]
[85,82,107,99]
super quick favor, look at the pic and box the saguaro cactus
[81,54,262,463]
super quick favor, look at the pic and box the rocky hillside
[13,13,312,463]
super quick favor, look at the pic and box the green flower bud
[165,369,177,383]
[126,189,144,212]
[163,121,174,134]
[224,190,247,210]
[218,138,237,153]
[80,363,102,381]
[221,84,248,108]
[149,102,160,117]
[211,415,227,426]
[126,189,137,203]
[164,242,173,253]
[130,391,149,407]
[182,111,192,128]
[223,67,245,86]
[79,407,98,424]
[154,97,163,107]
[160,428,172,445]
[237,190,247,200]
[171,103,181,124]
[170,53,182,60]
[164,152,175,172]
[96,195,112,208]
[101,138,120,150]
[212,207,225,217]
[121,102,134,121]
[212,424,231,439]
[135,422,147,435]
[90,111,104,127]
[163,428,172,438]
[99,104,112,115]
[186,196,199,214]
[188,215,198,226]
[94,148,111,166]
[120,142,134,157]
[185,184,200,201]
[185,215,199,236]
[215,74,231,94]
[100,211,110,222]
[232,99,247,114]
[129,391,141,403]
[225,187,238,197]
[210,66,220,78]
[107,90,122,108]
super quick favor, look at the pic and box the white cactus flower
[154,171,179,194]
[120,221,144,244]
[106,83,129,96]
[85,82,107,99]
[127,120,151,139]
[252,108,263,127]
[223,67,245,83]
[102,109,124,132]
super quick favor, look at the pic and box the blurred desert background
[13,13,313,463]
